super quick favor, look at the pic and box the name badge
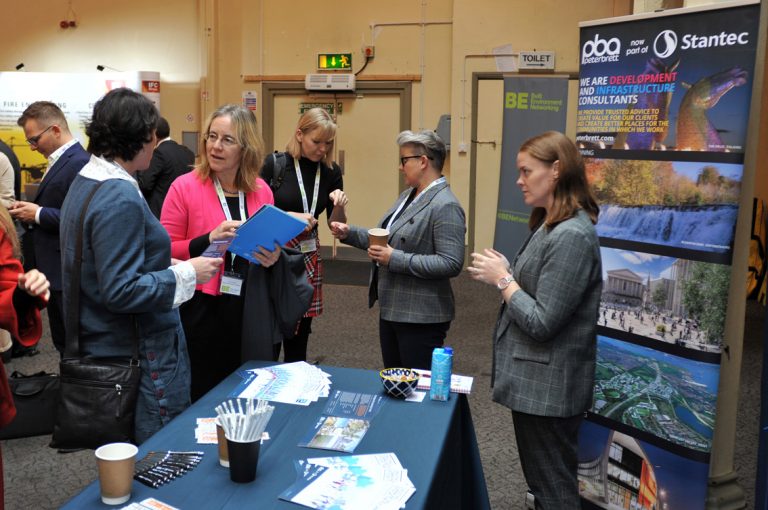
[220,271,243,296]
[299,239,317,253]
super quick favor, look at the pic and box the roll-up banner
[0,71,159,190]
[493,76,568,257]
[575,2,759,509]
[758,299,768,509]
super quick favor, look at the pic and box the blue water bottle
[430,346,453,401]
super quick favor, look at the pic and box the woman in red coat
[0,205,49,510]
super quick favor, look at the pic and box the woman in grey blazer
[330,130,466,370]
[469,131,602,509]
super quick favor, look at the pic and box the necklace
[220,184,238,194]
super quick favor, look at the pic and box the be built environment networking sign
[575,2,758,509]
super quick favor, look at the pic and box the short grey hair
[396,130,446,171]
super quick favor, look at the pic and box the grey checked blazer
[342,180,466,323]
[493,209,602,417]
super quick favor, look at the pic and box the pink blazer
[160,171,274,296]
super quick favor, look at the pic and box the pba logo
[653,30,678,58]
[581,34,621,64]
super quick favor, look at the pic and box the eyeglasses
[26,125,54,146]
[204,132,240,148]
[399,154,432,166]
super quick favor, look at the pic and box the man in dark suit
[10,101,90,355]
[136,117,195,218]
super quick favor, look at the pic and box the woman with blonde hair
[162,104,282,400]
[469,131,601,509]
[260,107,347,362]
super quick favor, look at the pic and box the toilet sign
[518,51,555,71]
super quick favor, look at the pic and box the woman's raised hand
[252,243,281,268]
[18,269,50,301]
[209,220,243,243]
[188,257,224,284]
[329,189,348,208]
[329,221,349,240]
[287,211,317,233]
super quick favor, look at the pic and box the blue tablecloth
[63,361,490,509]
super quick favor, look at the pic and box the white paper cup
[94,442,138,505]
[368,228,390,247]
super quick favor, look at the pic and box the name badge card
[220,271,243,296]
[299,239,317,253]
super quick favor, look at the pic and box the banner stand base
[706,471,746,510]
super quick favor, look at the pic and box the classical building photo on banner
[599,247,730,354]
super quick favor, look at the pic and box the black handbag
[0,371,59,440]
[49,182,142,450]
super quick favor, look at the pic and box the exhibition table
[63,361,490,509]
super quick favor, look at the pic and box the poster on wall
[0,71,159,189]
[576,2,759,508]
[493,76,568,258]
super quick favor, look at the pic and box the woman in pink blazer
[161,104,280,401]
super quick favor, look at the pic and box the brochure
[227,204,307,264]
[279,453,415,510]
[298,415,370,453]
[200,239,231,258]
[231,362,331,405]
[322,390,385,421]
[412,369,474,394]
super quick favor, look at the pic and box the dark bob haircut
[86,88,158,162]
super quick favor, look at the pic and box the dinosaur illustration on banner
[676,67,748,151]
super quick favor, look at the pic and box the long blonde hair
[0,206,20,259]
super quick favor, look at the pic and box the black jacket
[240,247,313,361]
[137,140,195,218]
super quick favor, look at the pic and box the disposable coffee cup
[368,228,390,247]
[215,417,230,467]
[226,438,261,483]
[94,442,138,505]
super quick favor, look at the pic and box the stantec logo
[653,28,749,57]
[581,34,621,64]
[653,30,678,58]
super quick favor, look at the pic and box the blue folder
[227,204,308,264]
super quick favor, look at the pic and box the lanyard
[293,158,321,218]
[385,176,446,232]
[213,178,246,267]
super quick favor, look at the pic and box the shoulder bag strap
[64,181,139,362]
[270,152,287,191]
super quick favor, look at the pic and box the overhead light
[15,63,24,71]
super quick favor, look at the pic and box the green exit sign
[318,53,352,70]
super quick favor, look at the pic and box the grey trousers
[512,410,583,510]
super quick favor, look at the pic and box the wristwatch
[497,274,516,290]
